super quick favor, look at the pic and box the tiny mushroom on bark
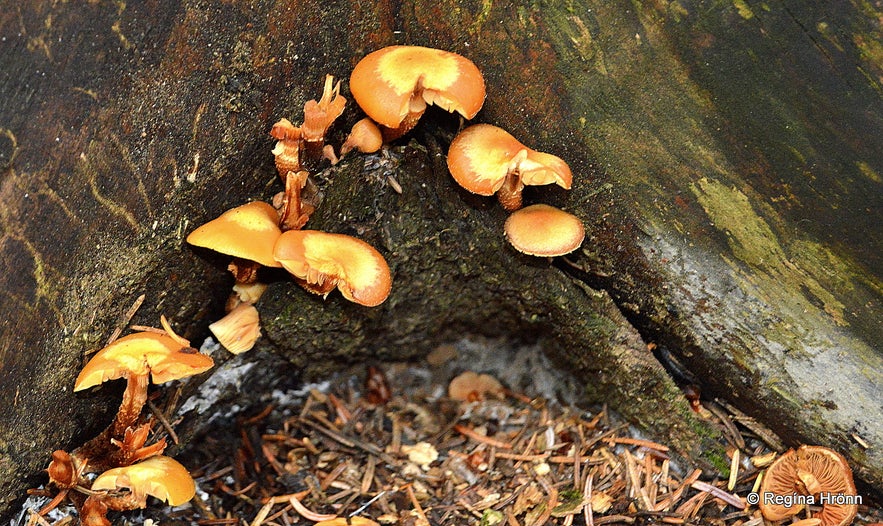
[74,318,214,439]
[186,201,283,285]
[758,445,857,526]
[350,45,485,140]
[90,455,196,509]
[340,117,384,156]
[273,230,392,307]
[504,204,585,257]
[209,303,261,355]
[447,124,572,210]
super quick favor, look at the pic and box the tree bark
[0,0,880,518]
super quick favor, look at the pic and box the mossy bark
[0,0,880,518]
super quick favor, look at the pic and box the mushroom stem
[71,374,151,471]
[497,172,525,211]
[380,108,423,142]
[300,75,347,160]
[228,257,262,285]
[80,495,112,526]
[276,171,318,232]
[270,119,303,179]
[112,374,150,438]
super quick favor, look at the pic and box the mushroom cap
[759,445,857,526]
[341,117,384,155]
[186,201,283,268]
[91,455,196,507]
[350,46,485,129]
[209,303,261,355]
[273,230,392,307]
[504,204,585,257]
[448,371,504,401]
[74,332,214,391]
[447,124,572,195]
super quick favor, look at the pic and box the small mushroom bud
[341,118,383,156]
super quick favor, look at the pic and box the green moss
[704,448,732,477]
[732,0,754,19]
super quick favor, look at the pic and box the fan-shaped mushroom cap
[91,456,196,507]
[273,230,392,307]
[447,124,572,210]
[759,445,857,526]
[350,46,485,131]
[504,204,585,257]
[209,304,261,355]
[186,201,283,268]
[74,332,214,391]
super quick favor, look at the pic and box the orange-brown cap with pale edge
[759,445,857,526]
[186,201,283,268]
[74,332,214,391]
[91,455,196,507]
[448,124,572,197]
[350,46,485,130]
[274,230,392,307]
[504,204,585,257]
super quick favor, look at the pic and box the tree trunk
[0,0,880,517]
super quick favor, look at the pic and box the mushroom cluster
[186,74,394,355]
[40,316,210,524]
[350,46,583,257]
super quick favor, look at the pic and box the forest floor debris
[170,356,881,526]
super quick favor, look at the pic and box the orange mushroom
[91,455,196,509]
[272,170,319,232]
[448,371,504,401]
[340,117,383,156]
[270,118,304,177]
[350,46,485,140]
[187,201,283,285]
[758,445,857,526]
[273,230,392,307]
[74,317,214,439]
[272,75,347,170]
[504,204,585,257]
[447,124,572,210]
[209,303,261,354]
[301,74,347,149]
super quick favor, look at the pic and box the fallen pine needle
[453,424,513,449]
[607,437,670,452]
[690,481,745,510]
